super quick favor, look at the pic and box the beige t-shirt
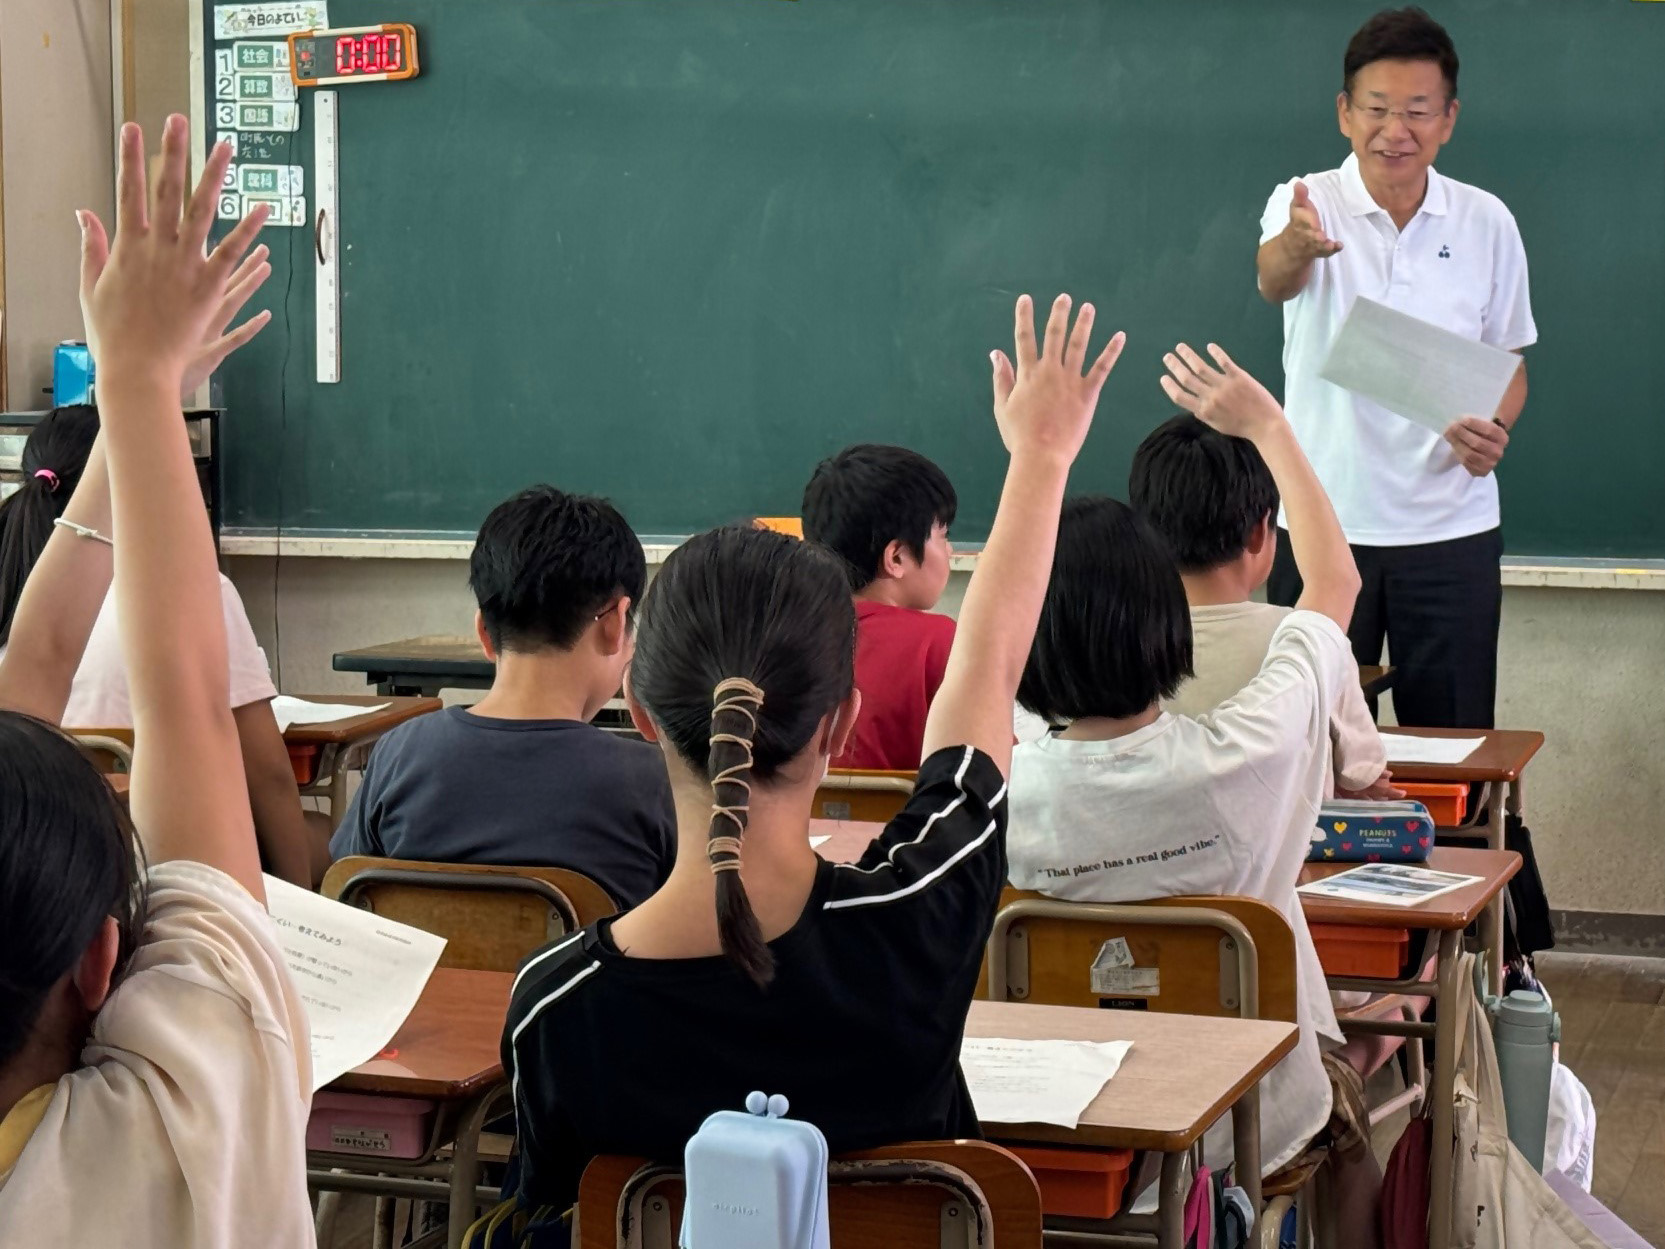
[1008,611,1354,1178]
[0,861,314,1246]
[1165,601,1386,793]
[62,576,277,726]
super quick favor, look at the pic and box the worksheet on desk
[1319,297,1521,434]
[1379,733,1485,765]
[960,1037,1133,1128]
[270,695,387,732]
[265,876,446,1089]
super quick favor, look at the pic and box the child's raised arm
[1161,343,1360,629]
[921,294,1124,774]
[83,116,271,900]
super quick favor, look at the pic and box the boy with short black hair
[330,485,676,908]
[1130,413,1394,799]
[802,444,958,770]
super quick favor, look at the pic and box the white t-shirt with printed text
[1008,611,1355,1176]
[1260,154,1536,546]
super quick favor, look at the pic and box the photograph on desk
[1298,862,1484,907]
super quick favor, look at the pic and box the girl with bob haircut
[501,295,1126,1233]
[0,118,314,1245]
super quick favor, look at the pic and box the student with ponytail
[502,293,1125,1233]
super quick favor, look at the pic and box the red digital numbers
[332,31,404,76]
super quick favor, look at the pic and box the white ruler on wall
[314,89,341,383]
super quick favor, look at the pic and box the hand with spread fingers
[1159,341,1285,440]
[989,293,1126,466]
[79,117,272,403]
[1443,414,1509,477]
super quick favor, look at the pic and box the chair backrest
[321,856,617,973]
[754,516,805,538]
[813,769,916,823]
[983,888,1299,1024]
[68,726,135,774]
[576,1140,1042,1249]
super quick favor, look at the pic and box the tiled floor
[325,950,1665,1248]
[1536,951,1665,1246]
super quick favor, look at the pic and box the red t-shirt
[835,600,957,772]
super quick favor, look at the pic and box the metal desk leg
[447,1092,497,1249]
[1427,930,1462,1249]
[1157,1151,1189,1249]
[1232,1084,1264,1215]
[1484,785,1508,995]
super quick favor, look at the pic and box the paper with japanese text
[960,1037,1133,1127]
[264,875,446,1089]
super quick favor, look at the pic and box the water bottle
[1492,989,1558,1170]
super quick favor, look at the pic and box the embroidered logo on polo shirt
[1438,245,1451,259]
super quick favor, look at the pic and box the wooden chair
[813,769,916,822]
[68,726,135,774]
[322,856,617,973]
[753,516,805,538]
[574,1140,1042,1249]
[984,890,1315,1245]
[983,889,1298,1024]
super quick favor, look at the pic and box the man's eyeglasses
[1347,95,1450,127]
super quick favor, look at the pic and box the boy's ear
[623,671,659,743]
[877,538,910,581]
[72,917,121,1014]
[595,597,632,656]
[1244,514,1273,556]
[473,610,498,662]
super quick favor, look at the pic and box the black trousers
[1267,527,1503,730]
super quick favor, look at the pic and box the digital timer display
[289,24,420,87]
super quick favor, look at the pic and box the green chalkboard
[204,0,1665,556]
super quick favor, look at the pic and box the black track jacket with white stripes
[500,743,1009,1213]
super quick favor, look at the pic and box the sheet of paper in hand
[1319,297,1521,435]
[960,1036,1133,1128]
[265,875,446,1089]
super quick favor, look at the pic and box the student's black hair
[1344,7,1459,98]
[1018,497,1194,726]
[468,485,646,653]
[1127,415,1280,575]
[801,444,957,591]
[0,405,100,647]
[627,525,856,988]
[0,713,145,1068]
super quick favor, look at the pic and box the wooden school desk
[333,636,493,697]
[1301,847,1521,1249]
[967,1000,1296,1249]
[1383,726,1544,992]
[284,694,443,821]
[308,967,513,1249]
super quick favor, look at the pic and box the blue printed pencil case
[1309,801,1436,863]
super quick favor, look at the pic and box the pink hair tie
[32,469,60,492]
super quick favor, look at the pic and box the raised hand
[1443,415,1509,477]
[989,293,1125,465]
[80,213,273,403]
[1285,181,1343,260]
[1160,342,1284,440]
[80,116,270,400]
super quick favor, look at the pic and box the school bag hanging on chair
[1381,954,1604,1249]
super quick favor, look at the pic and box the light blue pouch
[680,1092,830,1249]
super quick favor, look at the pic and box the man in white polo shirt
[1256,6,1534,730]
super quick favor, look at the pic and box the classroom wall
[224,555,1665,924]
[0,0,115,407]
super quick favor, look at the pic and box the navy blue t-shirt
[330,708,677,908]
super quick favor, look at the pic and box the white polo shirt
[1260,154,1536,546]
